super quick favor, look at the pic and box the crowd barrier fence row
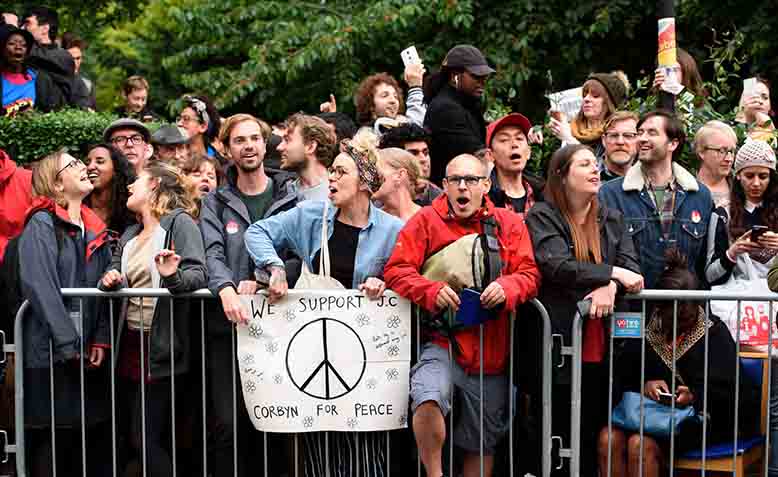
[1,288,554,477]
[4,288,774,477]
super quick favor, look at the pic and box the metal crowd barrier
[1,288,554,477]
[564,290,776,477]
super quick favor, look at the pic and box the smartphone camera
[751,225,769,243]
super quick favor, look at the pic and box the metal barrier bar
[8,289,556,477]
[13,301,29,477]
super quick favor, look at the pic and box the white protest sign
[546,86,583,122]
[236,290,411,433]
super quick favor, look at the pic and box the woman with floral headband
[245,129,404,477]
[176,94,225,163]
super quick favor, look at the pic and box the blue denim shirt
[245,200,404,288]
[599,163,713,289]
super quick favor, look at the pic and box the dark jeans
[207,332,265,477]
[27,423,111,477]
[121,378,173,477]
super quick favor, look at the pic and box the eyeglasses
[444,175,486,187]
[110,134,145,147]
[604,132,638,142]
[704,146,736,158]
[328,166,350,180]
[55,158,84,179]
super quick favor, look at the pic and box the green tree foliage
[85,0,777,125]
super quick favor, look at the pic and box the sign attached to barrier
[613,312,643,339]
[236,290,411,433]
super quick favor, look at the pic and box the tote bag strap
[318,201,332,277]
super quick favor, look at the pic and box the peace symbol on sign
[286,317,367,400]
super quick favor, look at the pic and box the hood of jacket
[25,196,111,260]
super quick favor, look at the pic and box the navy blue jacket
[599,163,714,289]
[19,199,112,368]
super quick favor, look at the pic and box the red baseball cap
[486,113,532,148]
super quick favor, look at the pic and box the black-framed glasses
[110,134,145,147]
[55,158,83,179]
[704,146,736,158]
[604,132,638,142]
[444,175,486,187]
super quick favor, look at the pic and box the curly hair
[729,169,778,239]
[84,143,137,234]
[354,73,405,126]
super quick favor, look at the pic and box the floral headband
[341,139,382,193]
[182,95,210,127]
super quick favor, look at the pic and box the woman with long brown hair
[100,161,207,477]
[526,144,643,476]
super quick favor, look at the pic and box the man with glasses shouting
[385,154,540,477]
[103,118,153,174]
[599,111,639,182]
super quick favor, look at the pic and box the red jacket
[384,194,540,374]
[0,149,33,262]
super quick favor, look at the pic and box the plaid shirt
[645,175,677,241]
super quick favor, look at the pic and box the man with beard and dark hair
[199,113,294,477]
[600,110,713,289]
[600,111,639,182]
[484,113,545,217]
[274,113,336,203]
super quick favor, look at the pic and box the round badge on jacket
[226,220,239,234]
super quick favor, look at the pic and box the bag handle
[318,201,332,277]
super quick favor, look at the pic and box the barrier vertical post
[13,301,29,477]
[569,309,584,477]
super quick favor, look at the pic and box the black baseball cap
[441,44,495,76]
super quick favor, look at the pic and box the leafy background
[3,0,778,168]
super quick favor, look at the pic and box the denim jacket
[244,200,404,288]
[599,162,713,289]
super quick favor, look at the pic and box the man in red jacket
[0,148,32,262]
[384,154,540,477]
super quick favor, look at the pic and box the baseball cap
[442,45,495,76]
[486,113,532,147]
[103,118,151,144]
[151,124,190,146]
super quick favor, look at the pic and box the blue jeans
[770,358,778,477]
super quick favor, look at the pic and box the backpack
[419,216,503,337]
[0,210,66,340]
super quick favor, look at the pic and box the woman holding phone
[705,139,778,287]
[602,249,759,477]
[525,144,643,476]
[736,77,775,143]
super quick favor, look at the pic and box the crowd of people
[1,5,778,477]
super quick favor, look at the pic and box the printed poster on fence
[236,290,411,433]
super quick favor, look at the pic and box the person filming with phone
[384,153,540,477]
[706,140,778,287]
[602,249,759,477]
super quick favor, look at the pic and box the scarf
[571,117,605,144]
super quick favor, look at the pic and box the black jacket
[424,84,486,184]
[0,66,66,116]
[617,316,761,447]
[526,202,641,361]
